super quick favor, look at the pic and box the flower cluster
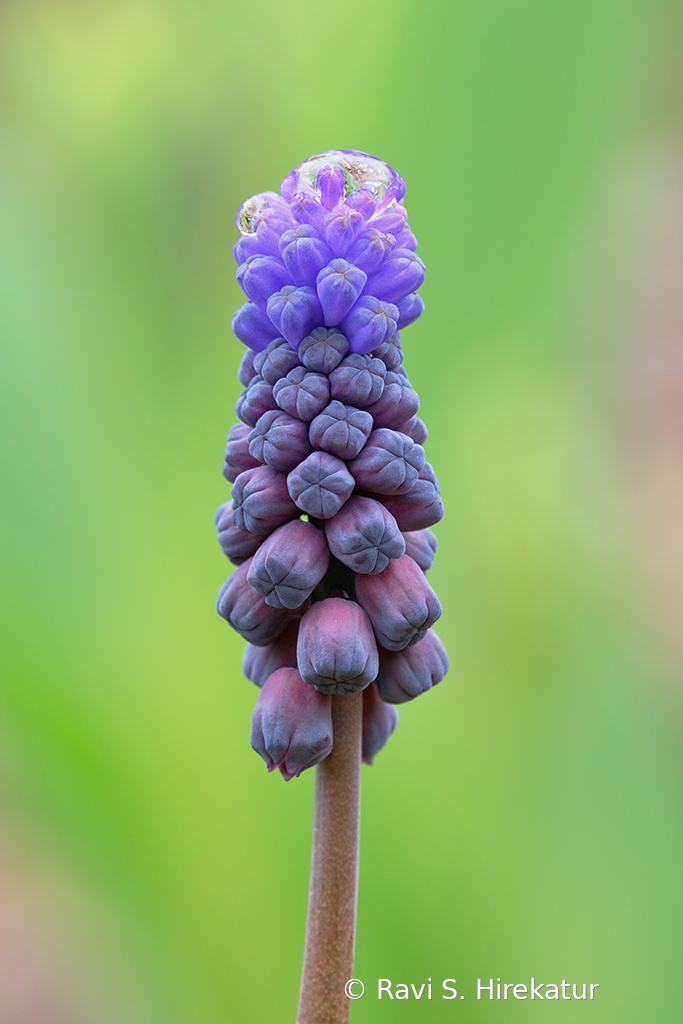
[216,151,448,780]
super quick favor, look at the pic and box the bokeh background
[2,0,683,1020]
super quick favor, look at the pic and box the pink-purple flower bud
[235,375,279,427]
[250,668,333,779]
[215,500,263,564]
[381,462,444,531]
[402,528,438,572]
[231,466,298,534]
[297,598,379,694]
[247,519,330,609]
[223,422,261,482]
[329,354,386,407]
[253,336,301,384]
[362,682,399,764]
[348,428,425,495]
[324,496,405,575]
[248,410,313,472]
[243,620,300,687]
[299,327,349,374]
[286,451,355,519]
[273,366,331,421]
[375,628,448,703]
[238,349,257,386]
[399,414,428,444]
[355,553,442,651]
[366,371,420,429]
[217,559,293,646]
[309,400,373,461]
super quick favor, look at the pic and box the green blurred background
[2,0,683,1020]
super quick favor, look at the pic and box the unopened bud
[362,682,399,764]
[243,620,300,687]
[375,629,448,703]
[250,668,333,780]
[231,466,298,534]
[217,559,293,646]
[297,597,379,694]
[325,496,404,575]
[247,519,330,609]
[355,553,442,651]
[287,452,355,519]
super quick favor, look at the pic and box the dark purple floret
[223,422,261,482]
[399,414,429,444]
[215,500,263,564]
[237,255,292,311]
[254,336,301,384]
[235,375,279,427]
[248,410,313,472]
[362,683,399,764]
[364,249,426,306]
[287,451,355,519]
[251,668,333,780]
[309,400,373,461]
[273,366,330,421]
[325,496,405,575]
[402,528,438,572]
[243,620,300,687]
[231,466,298,534]
[375,629,448,703]
[247,519,330,609]
[316,259,367,325]
[329,354,386,407]
[299,328,349,374]
[366,371,420,429]
[279,225,333,287]
[238,349,257,386]
[267,286,324,348]
[373,333,403,369]
[217,559,293,646]
[232,302,280,351]
[297,598,378,694]
[381,462,444,531]
[340,296,399,355]
[349,428,425,495]
[355,553,442,651]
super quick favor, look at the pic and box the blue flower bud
[237,255,292,310]
[232,302,280,351]
[299,327,349,374]
[340,296,399,355]
[368,202,408,236]
[223,423,261,482]
[346,228,395,275]
[355,553,442,651]
[248,410,313,472]
[364,249,426,305]
[267,286,324,348]
[247,520,330,609]
[235,375,279,427]
[309,400,373,461]
[287,451,355,519]
[323,205,364,256]
[315,259,367,326]
[396,292,425,329]
[403,528,438,572]
[238,349,257,386]
[217,559,293,646]
[273,366,331,422]
[366,371,420,429]
[215,500,263,564]
[329,354,386,407]
[362,682,399,764]
[381,462,444,531]
[297,598,378,694]
[231,466,298,534]
[279,225,333,287]
[345,186,377,220]
[289,193,326,231]
[324,495,405,575]
[250,667,333,779]
[375,628,448,703]
[348,428,425,495]
[253,336,301,384]
[243,620,300,687]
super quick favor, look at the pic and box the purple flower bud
[366,371,420,429]
[399,414,429,444]
[373,332,403,369]
[403,528,438,572]
[233,233,262,265]
[250,667,333,779]
[375,628,448,703]
[323,205,364,256]
[243,620,299,687]
[345,186,377,220]
[254,208,295,256]
[267,286,324,348]
[348,428,425,495]
[324,495,405,574]
[362,682,399,764]
[273,366,330,421]
[329,354,386,407]
[235,375,279,427]
[380,463,444,531]
[238,349,257,386]
[289,192,326,231]
[223,422,261,482]
[364,249,426,305]
[248,410,313,472]
[355,553,442,651]
[215,500,263,564]
[316,259,367,326]
[396,292,425,329]
[299,327,349,373]
[247,520,330,609]
[309,400,373,461]
[253,336,301,385]
[231,466,298,534]
[236,255,292,310]
[217,559,293,645]
[346,228,395,275]
[317,164,346,210]
[369,202,408,236]
[297,598,378,694]
[279,225,333,287]
[340,296,398,355]
[232,302,280,351]
[287,451,355,519]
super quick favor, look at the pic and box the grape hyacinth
[215,150,447,1023]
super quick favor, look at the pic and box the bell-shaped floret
[215,500,263,564]
[243,620,300,687]
[375,628,448,703]
[362,682,399,764]
[247,519,330,609]
[232,302,280,351]
[396,292,424,329]
[278,225,333,287]
[348,428,425,495]
[364,249,426,306]
[366,371,420,429]
[355,553,442,651]
[340,296,398,355]
[267,286,324,348]
[253,337,301,385]
[323,205,364,256]
[346,228,395,276]
[316,259,367,326]
[231,466,298,534]
[403,528,438,572]
[273,366,330,421]
[238,349,257,386]
[251,668,333,779]
[223,423,261,482]
[287,451,355,519]
[325,495,405,575]
[329,354,386,407]
[399,414,428,444]
[309,400,373,461]
[235,376,279,427]
[248,410,313,472]
[236,255,292,310]
[299,327,349,374]
[381,462,444,531]
[373,333,403,369]
[297,598,378,694]
[217,559,293,645]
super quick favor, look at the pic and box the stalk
[297,690,363,1024]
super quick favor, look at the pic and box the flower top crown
[232,150,425,355]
